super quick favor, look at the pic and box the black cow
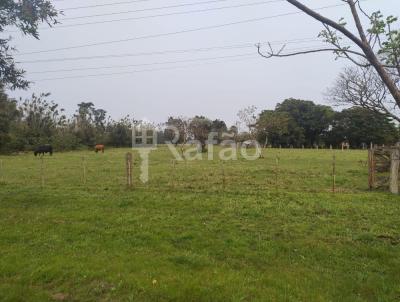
[34,145,53,156]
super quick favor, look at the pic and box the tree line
[255,99,399,148]
[4,84,397,154]
[0,86,134,153]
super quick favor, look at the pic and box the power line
[16,3,344,56]
[60,0,152,11]
[43,1,284,30]
[28,44,330,74]
[33,55,260,81]
[5,0,240,33]
[31,45,333,82]
[61,0,236,20]
[29,52,257,74]
[18,38,321,64]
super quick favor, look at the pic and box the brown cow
[94,144,105,153]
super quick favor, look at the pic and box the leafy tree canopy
[275,98,335,146]
[326,107,399,148]
[0,0,59,89]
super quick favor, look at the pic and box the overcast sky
[7,0,399,126]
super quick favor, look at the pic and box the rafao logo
[132,124,261,183]
[132,124,157,183]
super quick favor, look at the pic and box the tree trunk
[285,0,400,108]
[390,149,399,194]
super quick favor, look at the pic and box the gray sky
[7,0,399,126]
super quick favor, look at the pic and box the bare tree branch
[258,0,400,117]
[328,66,400,122]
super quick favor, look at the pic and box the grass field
[0,147,399,301]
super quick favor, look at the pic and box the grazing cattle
[34,145,53,156]
[94,144,105,153]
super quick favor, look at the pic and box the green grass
[0,147,399,301]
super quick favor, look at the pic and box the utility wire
[33,55,260,81]
[61,0,237,20]
[60,0,153,11]
[4,0,238,32]
[32,45,334,81]
[29,52,257,74]
[16,3,344,56]
[42,1,284,30]
[18,38,321,64]
[29,45,330,74]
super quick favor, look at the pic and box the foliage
[188,116,213,152]
[106,116,134,148]
[256,110,291,147]
[255,99,399,148]
[73,102,112,146]
[0,0,59,89]
[237,106,257,134]
[328,66,400,122]
[16,93,67,147]
[275,99,335,147]
[0,93,398,153]
[164,117,188,146]
[322,7,400,120]
[325,107,399,148]
[0,85,18,152]
[0,91,136,152]
[262,1,400,121]
[211,119,228,143]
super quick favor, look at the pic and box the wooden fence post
[368,148,375,190]
[82,156,87,186]
[332,153,336,193]
[126,152,133,188]
[40,156,45,189]
[389,148,400,194]
[0,159,3,183]
[220,161,226,191]
[171,159,176,189]
[275,154,280,190]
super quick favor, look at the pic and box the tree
[189,116,212,153]
[0,85,18,151]
[17,93,67,149]
[164,117,188,146]
[275,99,334,147]
[228,125,239,145]
[325,107,399,147]
[258,0,400,119]
[237,106,257,134]
[0,0,59,89]
[211,119,228,143]
[328,66,400,122]
[106,116,133,147]
[256,110,291,147]
[93,109,107,131]
[73,102,107,146]
[74,102,96,146]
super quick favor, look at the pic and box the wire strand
[33,55,260,81]
[18,38,321,64]
[42,1,285,30]
[16,3,344,56]
[31,45,333,81]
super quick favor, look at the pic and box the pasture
[0,147,399,301]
